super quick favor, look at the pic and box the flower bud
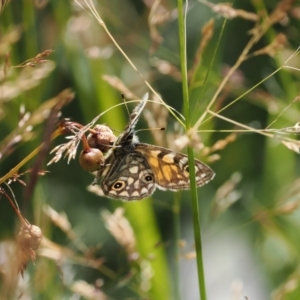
[79,148,104,172]
[87,124,117,153]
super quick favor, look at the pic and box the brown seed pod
[79,148,104,172]
[17,224,42,251]
[87,124,117,153]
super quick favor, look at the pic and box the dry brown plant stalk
[189,19,215,82]
[102,208,138,259]
[12,49,54,68]
[0,188,42,276]
[75,0,185,127]
[147,0,175,54]
[199,0,259,21]
[0,89,74,184]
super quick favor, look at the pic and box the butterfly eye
[112,181,125,190]
[143,174,154,182]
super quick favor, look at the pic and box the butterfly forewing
[117,99,147,144]
[135,143,215,191]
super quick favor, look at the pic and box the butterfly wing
[116,98,147,145]
[100,151,156,201]
[95,98,215,201]
[135,143,215,191]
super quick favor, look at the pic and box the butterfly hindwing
[100,151,156,200]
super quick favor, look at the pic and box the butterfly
[95,99,215,201]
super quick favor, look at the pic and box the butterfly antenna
[121,94,130,117]
[135,127,165,133]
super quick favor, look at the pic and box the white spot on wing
[148,183,154,190]
[131,191,140,197]
[162,153,176,163]
[119,191,129,197]
[129,166,139,174]
[127,177,134,184]
[141,187,148,195]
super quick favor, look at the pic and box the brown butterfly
[95,99,215,201]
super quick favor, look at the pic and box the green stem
[0,129,62,184]
[173,193,181,300]
[177,0,207,299]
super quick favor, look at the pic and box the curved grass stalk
[75,0,185,128]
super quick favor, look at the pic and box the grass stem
[177,0,207,299]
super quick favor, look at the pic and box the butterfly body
[96,100,215,201]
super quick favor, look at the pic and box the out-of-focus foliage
[1,0,300,299]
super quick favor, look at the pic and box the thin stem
[76,0,185,127]
[177,0,207,299]
[173,193,181,300]
[0,128,62,184]
[194,12,274,130]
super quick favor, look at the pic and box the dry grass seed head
[281,140,300,154]
[210,172,242,218]
[189,19,215,81]
[147,0,175,53]
[0,240,26,297]
[70,280,108,300]
[291,6,300,19]
[7,169,48,186]
[48,117,96,165]
[178,239,187,249]
[200,0,259,21]
[17,222,42,276]
[271,179,300,215]
[87,184,105,197]
[102,75,139,100]
[0,25,22,57]
[13,49,54,68]
[142,97,168,146]
[173,129,204,152]
[183,252,196,260]
[102,208,137,258]
[271,270,300,300]
[0,61,55,102]
[0,0,10,13]
[152,58,181,81]
[43,205,72,233]
[251,33,287,57]
[203,133,237,156]
[274,201,300,215]
[267,0,296,27]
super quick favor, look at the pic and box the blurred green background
[1,0,300,299]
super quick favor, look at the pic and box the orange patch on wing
[162,165,172,181]
[170,165,178,172]
[148,157,159,168]
[170,165,183,178]
[157,171,164,182]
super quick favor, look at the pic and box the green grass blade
[177,1,207,299]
